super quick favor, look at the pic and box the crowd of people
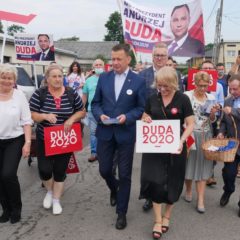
[0,42,240,240]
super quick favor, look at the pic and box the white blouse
[0,89,32,139]
[67,73,85,97]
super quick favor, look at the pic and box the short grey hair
[152,42,168,54]
[0,64,18,81]
[93,58,104,67]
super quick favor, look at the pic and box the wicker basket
[202,115,239,162]
[202,138,239,162]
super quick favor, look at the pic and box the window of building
[226,62,234,69]
[226,50,236,57]
[3,56,11,63]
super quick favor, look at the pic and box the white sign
[136,120,180,153]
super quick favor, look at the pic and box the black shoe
[220,192,232,207]
[110,191,117,207]
[238,207,240,218]
[0,211,10,223]
[142,199,153,212]
[115,213,127,230]
[10,211,21,224]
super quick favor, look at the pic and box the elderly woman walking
[30,64,85,215]
[0,64,32,224]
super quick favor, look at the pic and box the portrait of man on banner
[166,4,205,57]
[32,34,55,61]
[118,0,205,58]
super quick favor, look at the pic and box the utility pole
[212,0,224,65]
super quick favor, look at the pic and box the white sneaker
[43,193,52,209]
[53,202,62,215]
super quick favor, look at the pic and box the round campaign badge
[126,89,133,95]
[171,107,178,115]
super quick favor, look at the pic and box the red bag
[66,153,80,174]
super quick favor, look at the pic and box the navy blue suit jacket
[91,70,146,144]
[139,66,156,99]
[32,49,55,61]
[139,66,184,97]
[166,35,204,57]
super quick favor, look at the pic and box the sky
[0,0,239,62]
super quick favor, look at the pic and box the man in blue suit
[91,43,146,230]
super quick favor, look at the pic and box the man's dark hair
[112,43,131,56]
[38,34,50,40]
[168,56,174,61]
[228,74,240,83]
[201,60,215,69]
[216,63,225,67]
[171,4,190,17]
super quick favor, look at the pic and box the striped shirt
[29,88,83,139]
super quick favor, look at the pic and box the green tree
[205,43,214,51]
[58,36,80,41]
[0,21,3,33]
[130,51,136,68]
[7,24,25,36]
[104,11,124,43]
[104,11,137,67]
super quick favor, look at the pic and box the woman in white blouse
[0,64,32,224]
[66,61,85,97]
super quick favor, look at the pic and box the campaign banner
[66,153,80,174]
[187,69,218,92]
[14,33,55,61]
[136,120,180,153]
[118,0,204,58]
[44,123,82,156]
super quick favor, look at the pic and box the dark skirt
[140,144,187,204]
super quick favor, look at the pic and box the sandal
[162,217,170,233]
[152,222,162,239]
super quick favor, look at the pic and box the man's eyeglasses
[154,54,167,59]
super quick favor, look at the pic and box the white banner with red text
[136,120,180,153]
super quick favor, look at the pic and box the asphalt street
[1,129,240,240]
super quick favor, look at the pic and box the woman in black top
[30,64,85,215]
[140,66,194,239]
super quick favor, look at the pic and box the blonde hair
[45,64,63,79]
[153,66,178,90]
[194,71,210,85]
[0,64,18,81]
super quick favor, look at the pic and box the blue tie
[168,42,178,55]
[41,52,45,61]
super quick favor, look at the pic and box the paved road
[1,131,240,240]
